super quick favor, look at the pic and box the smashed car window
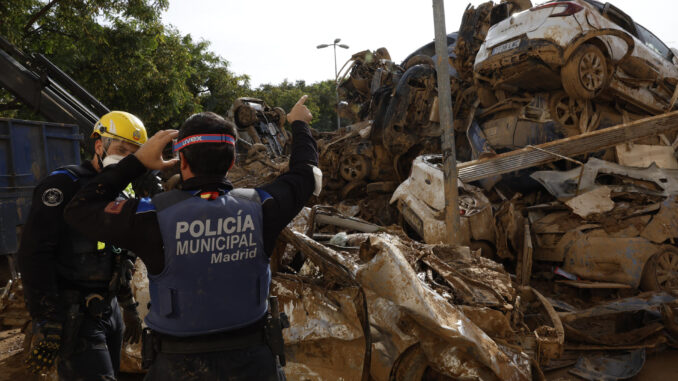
[636,23,673,61]
[602,3,638,37]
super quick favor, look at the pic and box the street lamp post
[317,38,349,130]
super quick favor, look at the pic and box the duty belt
[154,326,267,354]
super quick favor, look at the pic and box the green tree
[252,79,339,131]
[0,0,340,134]
[0,0,248,133]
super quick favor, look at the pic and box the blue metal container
[0,118,81,255]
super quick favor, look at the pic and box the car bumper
[475,38,564,84]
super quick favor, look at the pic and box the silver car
[474,0,678,114]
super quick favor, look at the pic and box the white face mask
[102,154,124,167]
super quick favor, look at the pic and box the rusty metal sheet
[531,158,678,199]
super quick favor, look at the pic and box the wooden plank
[458,110,678,183]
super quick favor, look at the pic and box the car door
[600,3,674,110]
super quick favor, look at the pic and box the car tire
[561,44,608,100]
[403,55,434,71]
[640,246,678,291]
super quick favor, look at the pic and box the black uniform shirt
[17,161,97,322]
[64,121,318,276]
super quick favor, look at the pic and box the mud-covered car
[228,97,290,157]
[474,0,678,114]
[393,155,678,292]
[390,155,497,254]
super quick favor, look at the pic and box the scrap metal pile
[275,0,678,379]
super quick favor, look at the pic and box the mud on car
[474,0,678,115]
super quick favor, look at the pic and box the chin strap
[95,139,107,169]
[97,152,105,170]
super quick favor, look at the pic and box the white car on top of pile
[474,0,678,114]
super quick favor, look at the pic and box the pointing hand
[287,95,312,124]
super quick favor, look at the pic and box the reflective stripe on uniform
[123,183,135,198]
[49,169,78,182]
[255,189,272,203]
[136,197,156,214]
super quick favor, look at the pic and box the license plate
[492,39,521,55]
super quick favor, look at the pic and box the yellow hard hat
[92,111,148,146]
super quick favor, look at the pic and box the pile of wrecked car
[302,0,678,378]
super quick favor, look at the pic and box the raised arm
[259,95,319,254]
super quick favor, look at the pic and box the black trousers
[144,344,285,381]
[58,298,123,381]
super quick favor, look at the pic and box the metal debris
[570,349,646,381]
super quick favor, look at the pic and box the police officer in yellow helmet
[92,111,148,168]
[18,111,148,379]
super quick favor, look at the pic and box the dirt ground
[632,349,678,380]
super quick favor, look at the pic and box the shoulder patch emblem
[42,188,64,207]
[104,199,127,214]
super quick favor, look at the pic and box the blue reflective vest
[146,189,270,336]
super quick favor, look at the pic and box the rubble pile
[288,0,678,378]
[271,204,678,379]
[276,214,535,380]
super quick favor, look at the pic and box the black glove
[123,305,142,344]
[26,321,62,374]
[132,170,164,197]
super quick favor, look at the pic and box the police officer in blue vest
[64,96,318,380]
[18,111,149,379]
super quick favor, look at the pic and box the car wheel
[561,44,608,100]
[339,154,371,182]
[640,246,678,291]
[549,91,590,130]
[403,54,434,71]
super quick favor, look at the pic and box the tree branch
[24,0,60,34]
[38,27,78,40]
